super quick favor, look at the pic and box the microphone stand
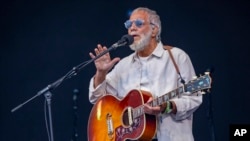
[71,89,80,141]
[11,41,127,141]
[207,90,216,141]
[205,67,216,141]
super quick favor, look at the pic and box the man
[88,7,202,141]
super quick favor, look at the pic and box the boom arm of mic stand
[11,77,63,112]
[11,42,122,113]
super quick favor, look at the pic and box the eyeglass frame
[124,19,155,29]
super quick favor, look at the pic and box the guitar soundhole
[122,109,130,126]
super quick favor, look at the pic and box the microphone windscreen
[121,34,134,45]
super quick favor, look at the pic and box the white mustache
[130,32,139,36]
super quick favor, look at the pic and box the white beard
[129,30,152,51]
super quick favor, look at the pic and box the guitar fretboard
[132,86,184,119]
[131,73,211,119]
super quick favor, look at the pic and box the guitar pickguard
[115,118,141,141]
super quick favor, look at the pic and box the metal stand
[45,91,54,141]
[206,67,216,141]
[71,89,79,141]
[207,92,216,141]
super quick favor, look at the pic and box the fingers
[109,57,120,65]
[144,103,161,115]
[147,97,153,102]
[144,104,156,115]
[89,44,108,59]
[95,44,107,55]
[94,45,101,55]
[89,52,95,59]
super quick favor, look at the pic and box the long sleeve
[169,49,202,120]
[88,76,107,104]
[88,66,120,104]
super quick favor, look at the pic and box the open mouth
[132,34,139,39]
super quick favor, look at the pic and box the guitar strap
[164,45,185,84]
[164,45,180,75]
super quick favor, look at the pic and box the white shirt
[89,42,202,141]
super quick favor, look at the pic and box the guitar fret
[178,87,184,94]
[137,108,140,117]
[133,106,144,118]
[134,109,138,118]
[152,100,157,107]
[140,107,143,115]
[163,94,169,102]
[133,108,136,118]
[170,91,176,98]
[135,109,138,118]
[158,96,163,105]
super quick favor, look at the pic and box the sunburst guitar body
[88,90,156,141]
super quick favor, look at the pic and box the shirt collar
[152,41,165,58]
[131,42,164,62]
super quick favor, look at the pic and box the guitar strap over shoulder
[164,45,180,75]
[164,45,185,84]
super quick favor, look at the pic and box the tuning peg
[207,89,211,93]
[200,91,206,95]
[192,76,197,80]
[205,72,210,75]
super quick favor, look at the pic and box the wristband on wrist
[164,101,172,114]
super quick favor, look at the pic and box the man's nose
[129,22,138,30]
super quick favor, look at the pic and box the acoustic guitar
[88,72,212,141]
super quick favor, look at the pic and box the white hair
[131,7,162,42]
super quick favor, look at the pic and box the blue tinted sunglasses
[124,19,145,29]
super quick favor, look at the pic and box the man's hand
[89,44,120,73]
[143,97,166,115]
[89,44,120,88]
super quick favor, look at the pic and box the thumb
[110,57,120,66]
[147,97,153,103]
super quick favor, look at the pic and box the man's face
[127,11,153,51]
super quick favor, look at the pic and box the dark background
[1,0,250,141]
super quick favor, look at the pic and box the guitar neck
[132,86,185,118]
[132,73,212,119]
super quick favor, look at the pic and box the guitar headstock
[185,71,212,95]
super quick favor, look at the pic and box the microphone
[112,34,134,48]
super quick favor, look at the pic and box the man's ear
[152,25,159,37]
